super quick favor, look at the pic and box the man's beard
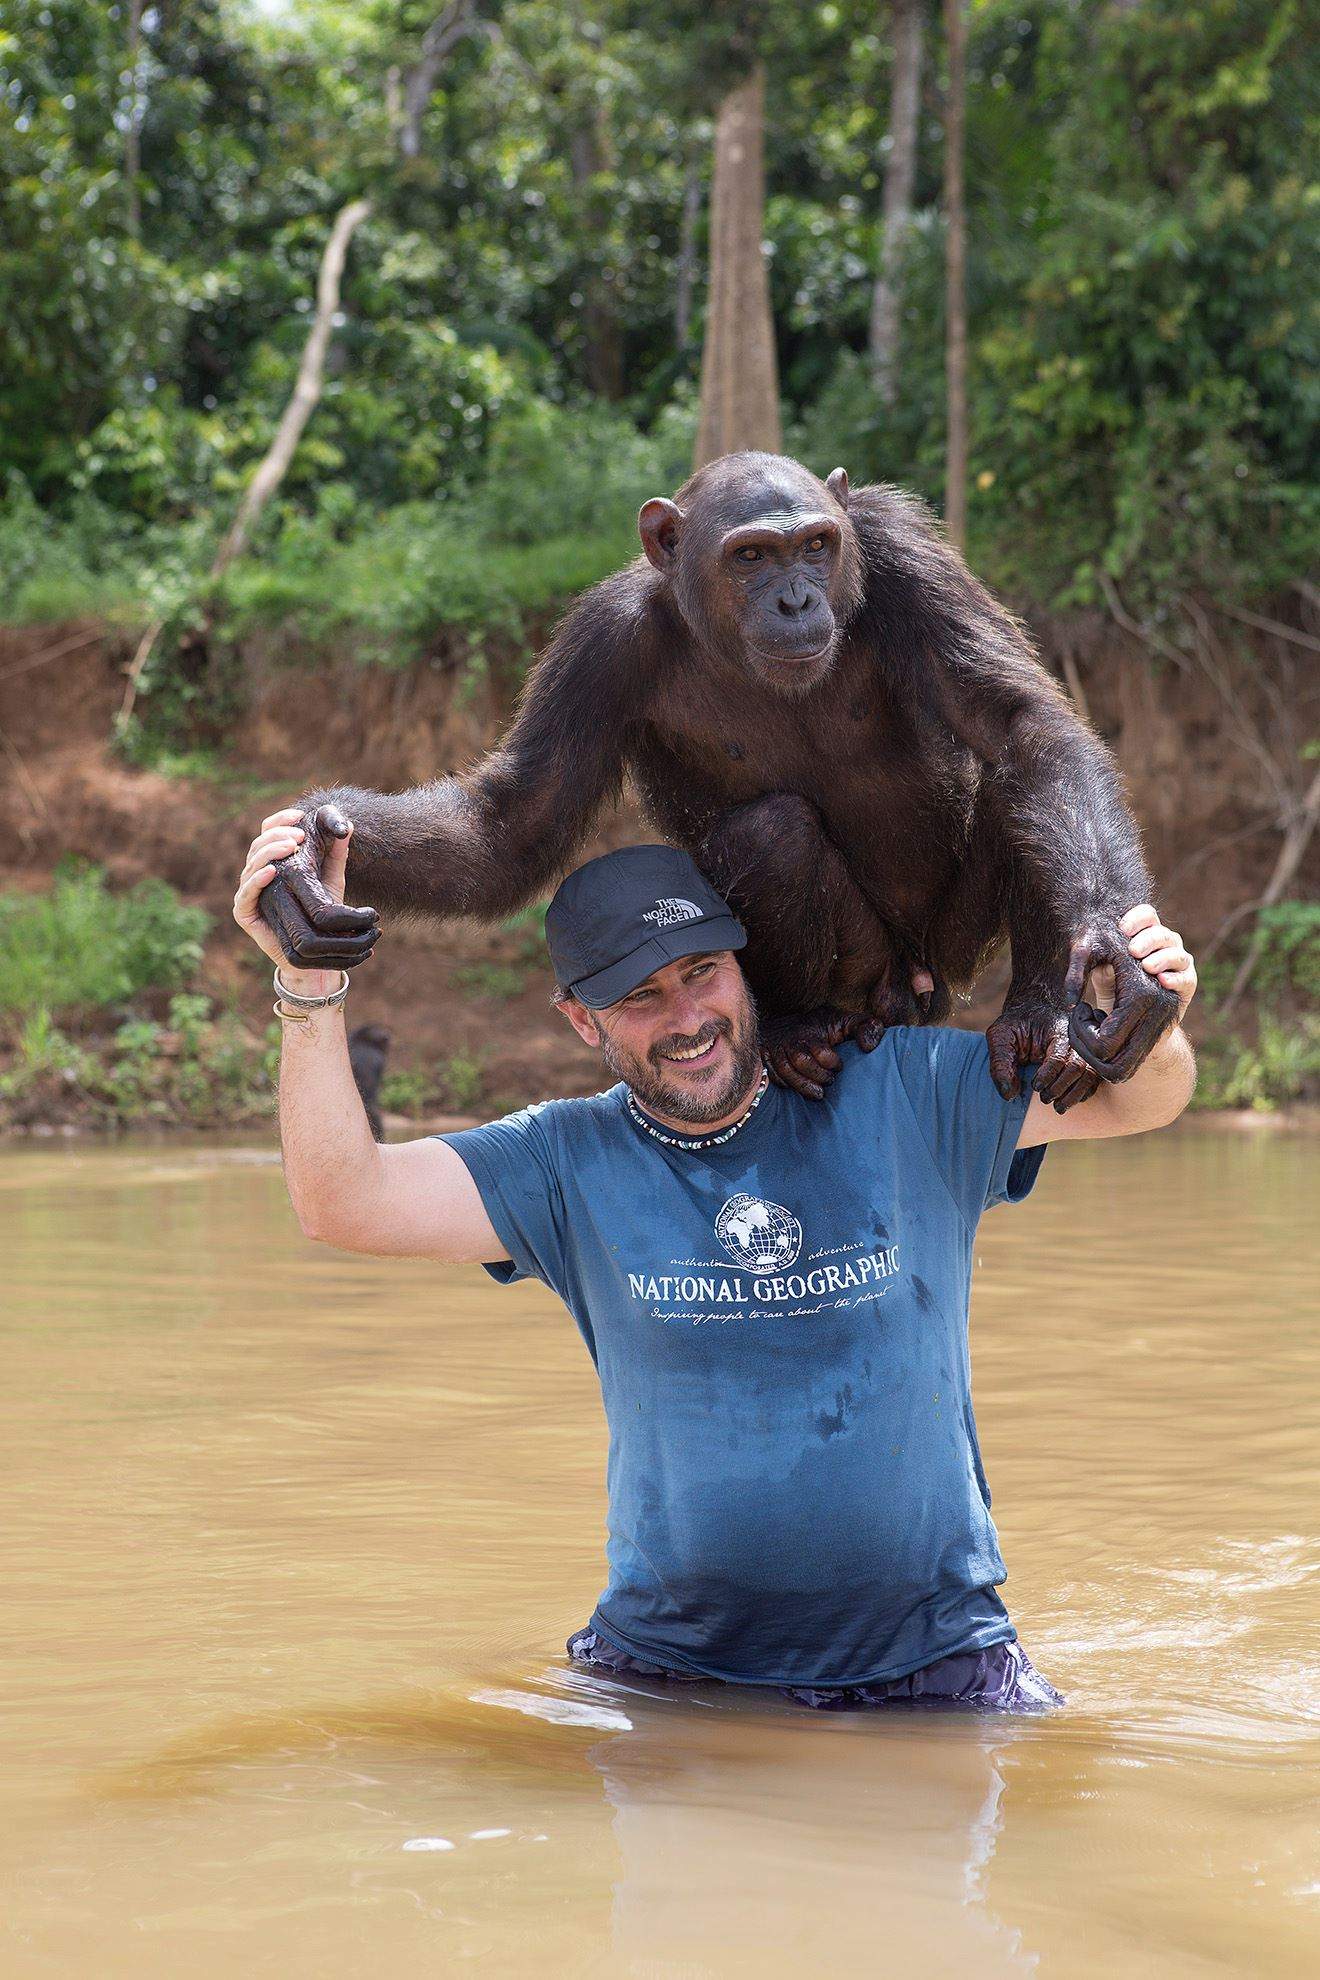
[592,984,764,1126]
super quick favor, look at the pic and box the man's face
[562,951,763,1126]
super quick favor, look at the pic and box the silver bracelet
[273,965,350,1021]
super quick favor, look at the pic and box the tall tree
[209,198,373,578]
[570,99,625,401]
[694,61,781,466]
[868,0,924,404]
[398,0,487,160]
[942,0,967,548]
[123,0,143,241]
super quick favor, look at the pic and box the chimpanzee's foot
[986,1000,1101,1114]
[761,1006,885,1101]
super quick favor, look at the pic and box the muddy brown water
[3,1127,1317,1977]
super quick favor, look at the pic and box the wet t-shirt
[439,1027,1046,1689]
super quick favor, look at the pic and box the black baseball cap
[545,845,747,1009]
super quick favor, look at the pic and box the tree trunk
[124,0,143,241]
[694,63,782,467]
[942,0,968,548]
[868,0,924,403]
[210,199,372,579]
[570,106,625,401]
[399,1,475,161]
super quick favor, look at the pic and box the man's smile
[657,1031,725,1070]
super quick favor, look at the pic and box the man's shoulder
[472,1082,629,1151]
[825,1024,990,1107]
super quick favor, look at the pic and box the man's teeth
[663,1038,717,1062]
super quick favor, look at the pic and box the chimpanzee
[259,451,1177,1112]
[347,1022,391,1141]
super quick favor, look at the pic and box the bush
[0,995,280,1128]
[1192,898,1320,1110]
[217,398,692,666]
[1192,1016,1320,1113]
[375,1049,487,1119]
[0,476,206,625]
[0,864,210,1021]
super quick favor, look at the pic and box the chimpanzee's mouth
[751,639,834,666]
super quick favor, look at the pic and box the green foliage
[0,864,209,1020]
[375,1048,488,1119]
[794,0,1317,610]
[1248,903,1320,1004]
[466,398,693,547]
[435,1050,487,1112]
[213,398,690,666]
[0,993,278,1127]
[377,1067,431,1119]
[453,899,553,1000]
[1199,899,1320,1007]
[1192,1016,1320,1113]
[1,1008,99,1092]
[453,963,532,1001]
[0,476,207,624]
[0,0,1313,654]
[1193,899,1320,1110]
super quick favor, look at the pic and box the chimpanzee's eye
[806,535,826,553]
[737,546,762,563]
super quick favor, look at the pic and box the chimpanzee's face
[638,459,860,699]
[714,505,844,693]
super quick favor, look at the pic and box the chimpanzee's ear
[825,467,849,510]
[638,497,685,572]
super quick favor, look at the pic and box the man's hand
[1090,904,1197,1024]
[233,808,356,997]
[1020,904,1196,1146]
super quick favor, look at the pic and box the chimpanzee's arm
[849,486,1178,1091]
[260,566,666,969]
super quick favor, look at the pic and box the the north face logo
[642,897,702,928]
[716,1194,804,1271]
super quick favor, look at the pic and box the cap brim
[569,915,747,1010]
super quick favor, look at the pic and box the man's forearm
[277,990,383,1239]
[1077,1023,1196,1136]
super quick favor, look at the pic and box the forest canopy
[1,0,1316,644]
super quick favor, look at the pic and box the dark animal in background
[347,1023,391,1141]
[260,451,1177,1112]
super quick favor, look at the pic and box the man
[235,814,1197,1711]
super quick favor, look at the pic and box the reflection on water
[3,1127,1318,1976]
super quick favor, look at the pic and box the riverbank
[2,616,1316,1134]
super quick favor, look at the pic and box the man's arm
[234,808,509,1263]
[1017,905,1197,1149]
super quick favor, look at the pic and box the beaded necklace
[625,1064,770,1151]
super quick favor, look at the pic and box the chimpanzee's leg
[925,804,1102,1114]
[697,794,930,1098]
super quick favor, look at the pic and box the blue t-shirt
[439,1026,1046,1689]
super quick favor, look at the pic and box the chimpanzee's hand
[253,802,380,970]
[1063,912,1182,1081]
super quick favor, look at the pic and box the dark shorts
[566,1625,1065,1713]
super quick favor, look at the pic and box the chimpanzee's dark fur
[259,452,1177,1111]
[347,1022,391,1141]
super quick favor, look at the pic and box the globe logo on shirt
[715,1194,803,1272]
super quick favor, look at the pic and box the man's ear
[555,993,602,1051]
[638,497,685,573]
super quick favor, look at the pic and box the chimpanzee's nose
[776,581,813,616]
